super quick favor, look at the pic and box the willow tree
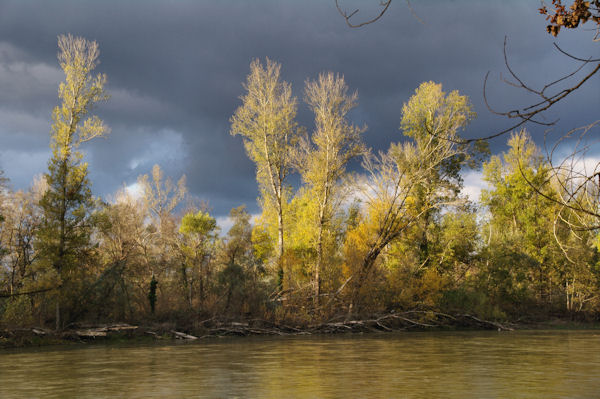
[348,82,476,314]
[37,34,109,330]
[230,58,299,287]
[299,72,365,303]
[400,81,477,268]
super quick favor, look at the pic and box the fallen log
[171,330,198,340]
[75,329,108,338]
[382,314,437,328]
[107,324,138,332]
[460,314,514,331]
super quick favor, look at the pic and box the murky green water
[1,330,599,398]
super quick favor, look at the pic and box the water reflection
[1,330,599,398]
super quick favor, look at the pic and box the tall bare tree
[299,72,366,304]
[137,164,186,312]
[230,58,299,287]
[138,164,187,236]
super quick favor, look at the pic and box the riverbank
[2,312,599,349]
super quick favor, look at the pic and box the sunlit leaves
[539,0,600,36]
[180,211,216,237]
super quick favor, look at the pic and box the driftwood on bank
[75,329,108,338]
[171,330,198,340]
[32,328,48,336]
[458,314,514,331]
[73,323,138,339]
[0,313,513,349]
[188,311,514,338]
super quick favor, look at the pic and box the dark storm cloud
[0,0,597,216]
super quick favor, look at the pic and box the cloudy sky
[0,0,598,222]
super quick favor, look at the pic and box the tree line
[0,35,598,331]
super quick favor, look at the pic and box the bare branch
[335,0,392,28]
[335,0,425,28]
[406,0,425,25]
[474,37,600,143]
[516,122,600,232]
[553,42,600,63]
[0,285,58,298]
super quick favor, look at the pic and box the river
[1,330,599,398]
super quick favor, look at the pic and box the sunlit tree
[347,82,477,314]
[230,58,300,287]
[179,209,217,306]
[299,72,366,303]
[36,34,109,330]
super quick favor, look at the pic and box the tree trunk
[277,200,284,290]
[55,300,60,331]
[181,262,190,306]
[55,159,67,332]
[347,247,381,318]
[566,280,571,312]
[314,223,324,307]
[199,260,204,303]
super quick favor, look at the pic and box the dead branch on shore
[72,324,138,339]
[0,314,512,345]
[187,311,513,338]
[171,330,198,340]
